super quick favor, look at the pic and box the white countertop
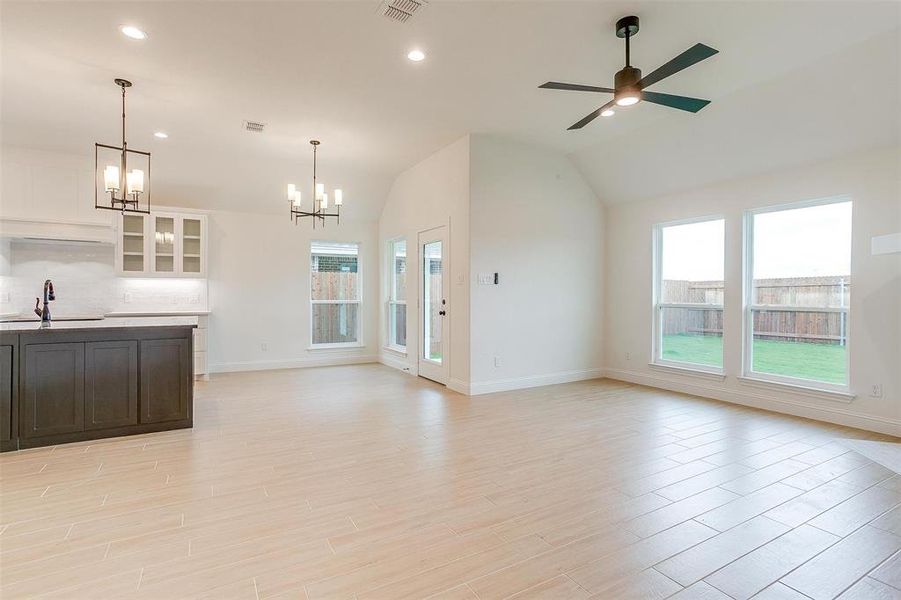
[0,316,198,332]
[105,310,211,317]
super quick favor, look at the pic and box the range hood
[0,217,115,245]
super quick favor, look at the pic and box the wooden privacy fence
[311,271,359,343]
[662,276,849,345]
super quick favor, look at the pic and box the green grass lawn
[662,334,846,384]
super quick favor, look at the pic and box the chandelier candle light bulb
[127,169,144,194]
[287,183,296,200]
[293,190,302,206]
[334,189,343,206]
[104,165,120,191]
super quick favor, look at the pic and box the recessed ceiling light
[120,25,147,40]
[407,49,425,62]
[154,132,168,139]
[601,109,615,117]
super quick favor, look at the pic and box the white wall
[469,135,604,393]
[378,136,471,391]
[603,146,901,435]
[207,210,379,372]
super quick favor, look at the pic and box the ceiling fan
[540,16,718,130]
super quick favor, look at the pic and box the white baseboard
[210,354,378,373]
[469,368,604,396]
[379,352,412,374]
[604,367,901,437]
[447,377,471,395]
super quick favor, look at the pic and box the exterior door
[418,227,448,384]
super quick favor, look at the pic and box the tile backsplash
[0,240,208,316]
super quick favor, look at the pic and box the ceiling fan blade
[638,43,718,90]
[539,81,615,93]
[567,99,617,130]
[642,91,711,113]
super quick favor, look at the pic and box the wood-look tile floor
[1,365,899,599]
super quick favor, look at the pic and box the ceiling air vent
[242,120,266,133]
[378,0,426,24]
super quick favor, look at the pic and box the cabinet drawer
[192,328,207,351]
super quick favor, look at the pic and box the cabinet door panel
[140,338,190,423]
[85,341,138,430]
[22,343,84,438]
[0,346,13,443]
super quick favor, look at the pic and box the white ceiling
[2,1,899,219]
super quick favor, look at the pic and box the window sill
[307,342,365,351]
[382,346,407,357]
[737,376,855,404]
[649,362,726,381]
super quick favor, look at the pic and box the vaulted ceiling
[2,1,899,219]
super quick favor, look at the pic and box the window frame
[651,215,726,375]
[309,240,363,349]
[385,237,407,354]
[741,195,852,393]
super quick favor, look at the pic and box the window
[310,241,361,347]
[653,218,725,372]
[744,198,851,390]
[386,238,407,351]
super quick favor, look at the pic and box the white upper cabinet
[0,147,115,242]
[116,209,207,277]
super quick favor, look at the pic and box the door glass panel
[154,217,175,272]
[422,241,443,363]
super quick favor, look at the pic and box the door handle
[439,310,446,316]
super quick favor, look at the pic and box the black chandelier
[95,78,151,214]
[288,140,342,228]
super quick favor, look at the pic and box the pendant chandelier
[287,140,342,228]
[95,78,151,214]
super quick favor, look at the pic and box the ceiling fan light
[601,109,615,117]
[615,94,640,106]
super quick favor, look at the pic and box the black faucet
[34,279,55,327]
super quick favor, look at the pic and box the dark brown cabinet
[3,325,193,451]
[22,342,85,438]
[85,340,138,430]
[141,338,190,424]
[0,341,15,448]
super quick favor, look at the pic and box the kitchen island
[0,317,196,451]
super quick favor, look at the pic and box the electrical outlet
[261,343,268,352]
[625,352,632,361]
[871,384,884,398]
[494,356,501,368]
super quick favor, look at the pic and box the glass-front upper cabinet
[182,218,203,275]
[117,211,207,277]
[121,214,147,273]
[153,216,176,273]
